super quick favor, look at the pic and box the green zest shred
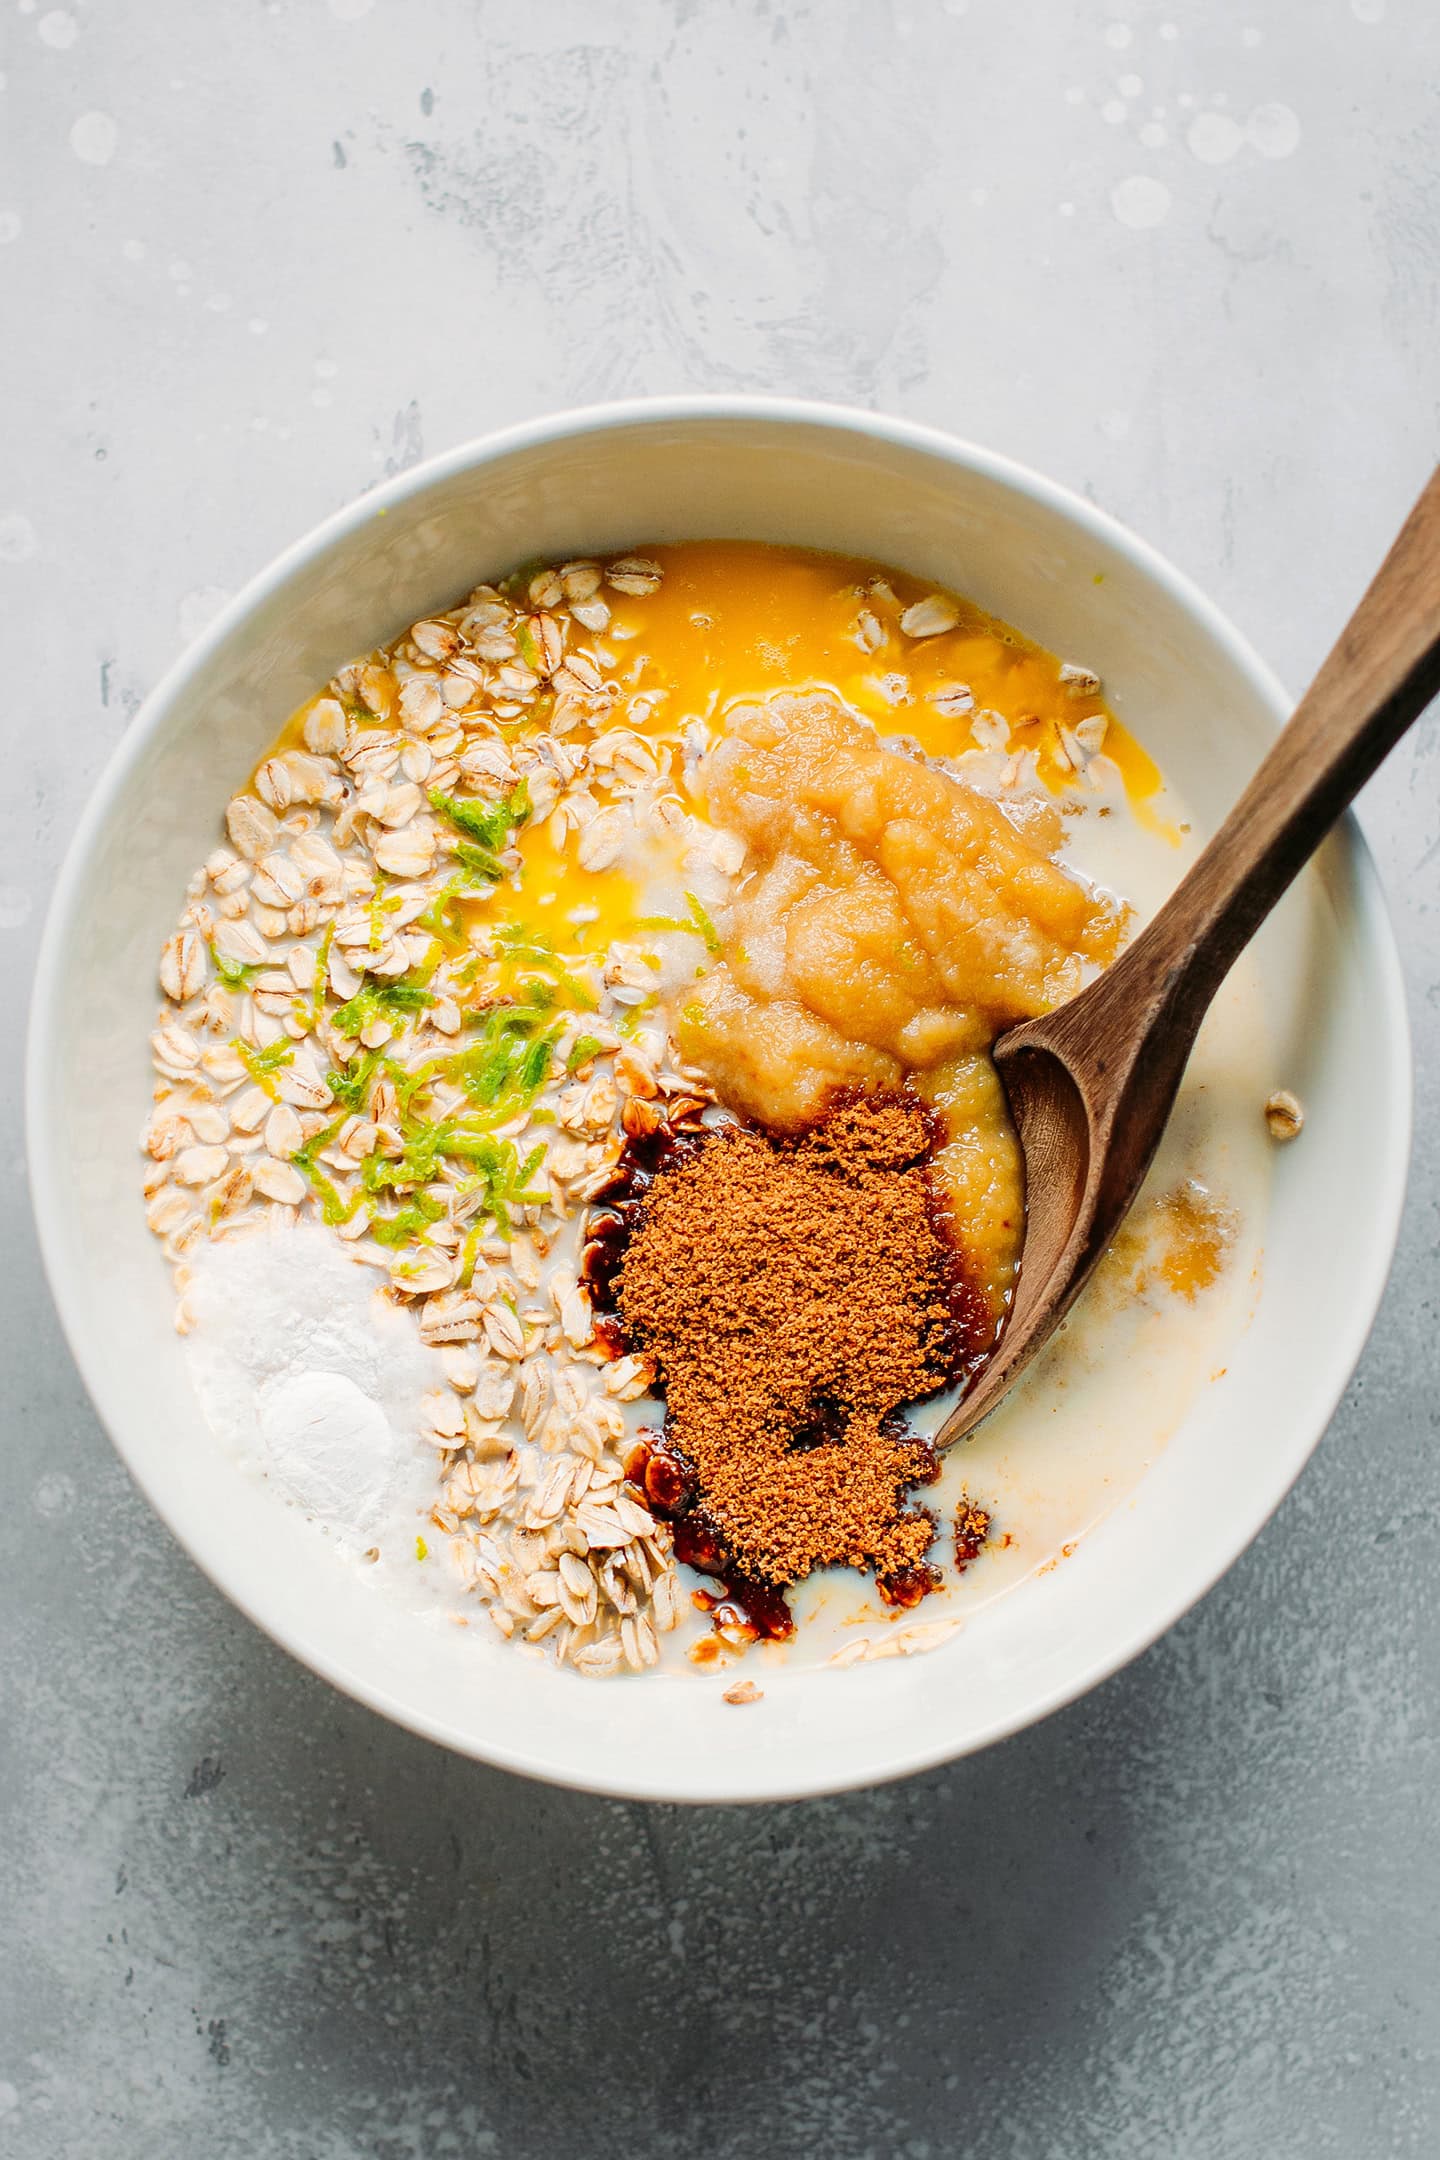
[683,891,722,954]
[309,921,336,1029]
[315,992,563,1247]
[616,998,655,1038]
[447,998,562,1116]
[368,880,398,951]
[233,1037,295,1096]
[566,1033,604,1073]
[368,1193,447,1248]
[494,923,596,1010]
[358,1112,550,1244]
[289,1117,360,1226]
[429,779,530,858]
[296,829,617,1254]
[630,890,722,956]
[415,875,468,944]
[326,1044,384,1114]
[452,839,506,884]
[331,975,437,1041]
[212,949,258,991]
[457,1137,548,1241]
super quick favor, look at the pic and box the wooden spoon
[938,467,1440,1450]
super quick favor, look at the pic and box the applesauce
[589,543,1145,1339]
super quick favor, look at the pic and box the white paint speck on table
[1,2,1437,2155]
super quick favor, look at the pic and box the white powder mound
[183,1223,443,1542]
[256,1371,398,1530]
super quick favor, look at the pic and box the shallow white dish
[26,398,1411,1803]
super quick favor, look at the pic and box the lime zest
[326,1043,383,1114]
[232,1036,295,1099]
[494,923,596,1010]
[629,892,722,955]
[309,920,335,1029]
[417,874,468,941]
[458,1222,485,1287]
[331,975,436,1041]
[326,992,562,1246]
[616,999,654,1039]
[683,891,722,954]
[290,1114,362,1225]
[452,839,505,884]
[429,779,531,855]
[369,1192,447,1247]
[212,949,257,991]
[367,879,398,952]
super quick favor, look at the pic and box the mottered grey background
[2,1,1437,2153]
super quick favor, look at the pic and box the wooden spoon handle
[1097,464,1440,1020]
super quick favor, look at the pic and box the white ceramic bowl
[27,398,1411,1803]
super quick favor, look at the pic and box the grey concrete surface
[2,2,1438,2154]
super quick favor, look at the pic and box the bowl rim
[25,394,1414,1802]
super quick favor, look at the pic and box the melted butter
[605,541,1168,823]
[270,695,329,762]
[1154,1186,1237,1300]
[1102,1178,1239,1304]
[274,541,1169,841]
[509,818,642,953]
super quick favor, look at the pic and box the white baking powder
[183,1223,442,1542]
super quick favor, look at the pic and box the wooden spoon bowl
[940,466,1440,1448]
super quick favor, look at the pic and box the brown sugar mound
[613,1095,963,1589]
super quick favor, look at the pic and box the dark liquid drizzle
[583,1092,1000,1640]
[582,1105,711,1357]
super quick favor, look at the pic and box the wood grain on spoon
[939,466,1440,1449]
